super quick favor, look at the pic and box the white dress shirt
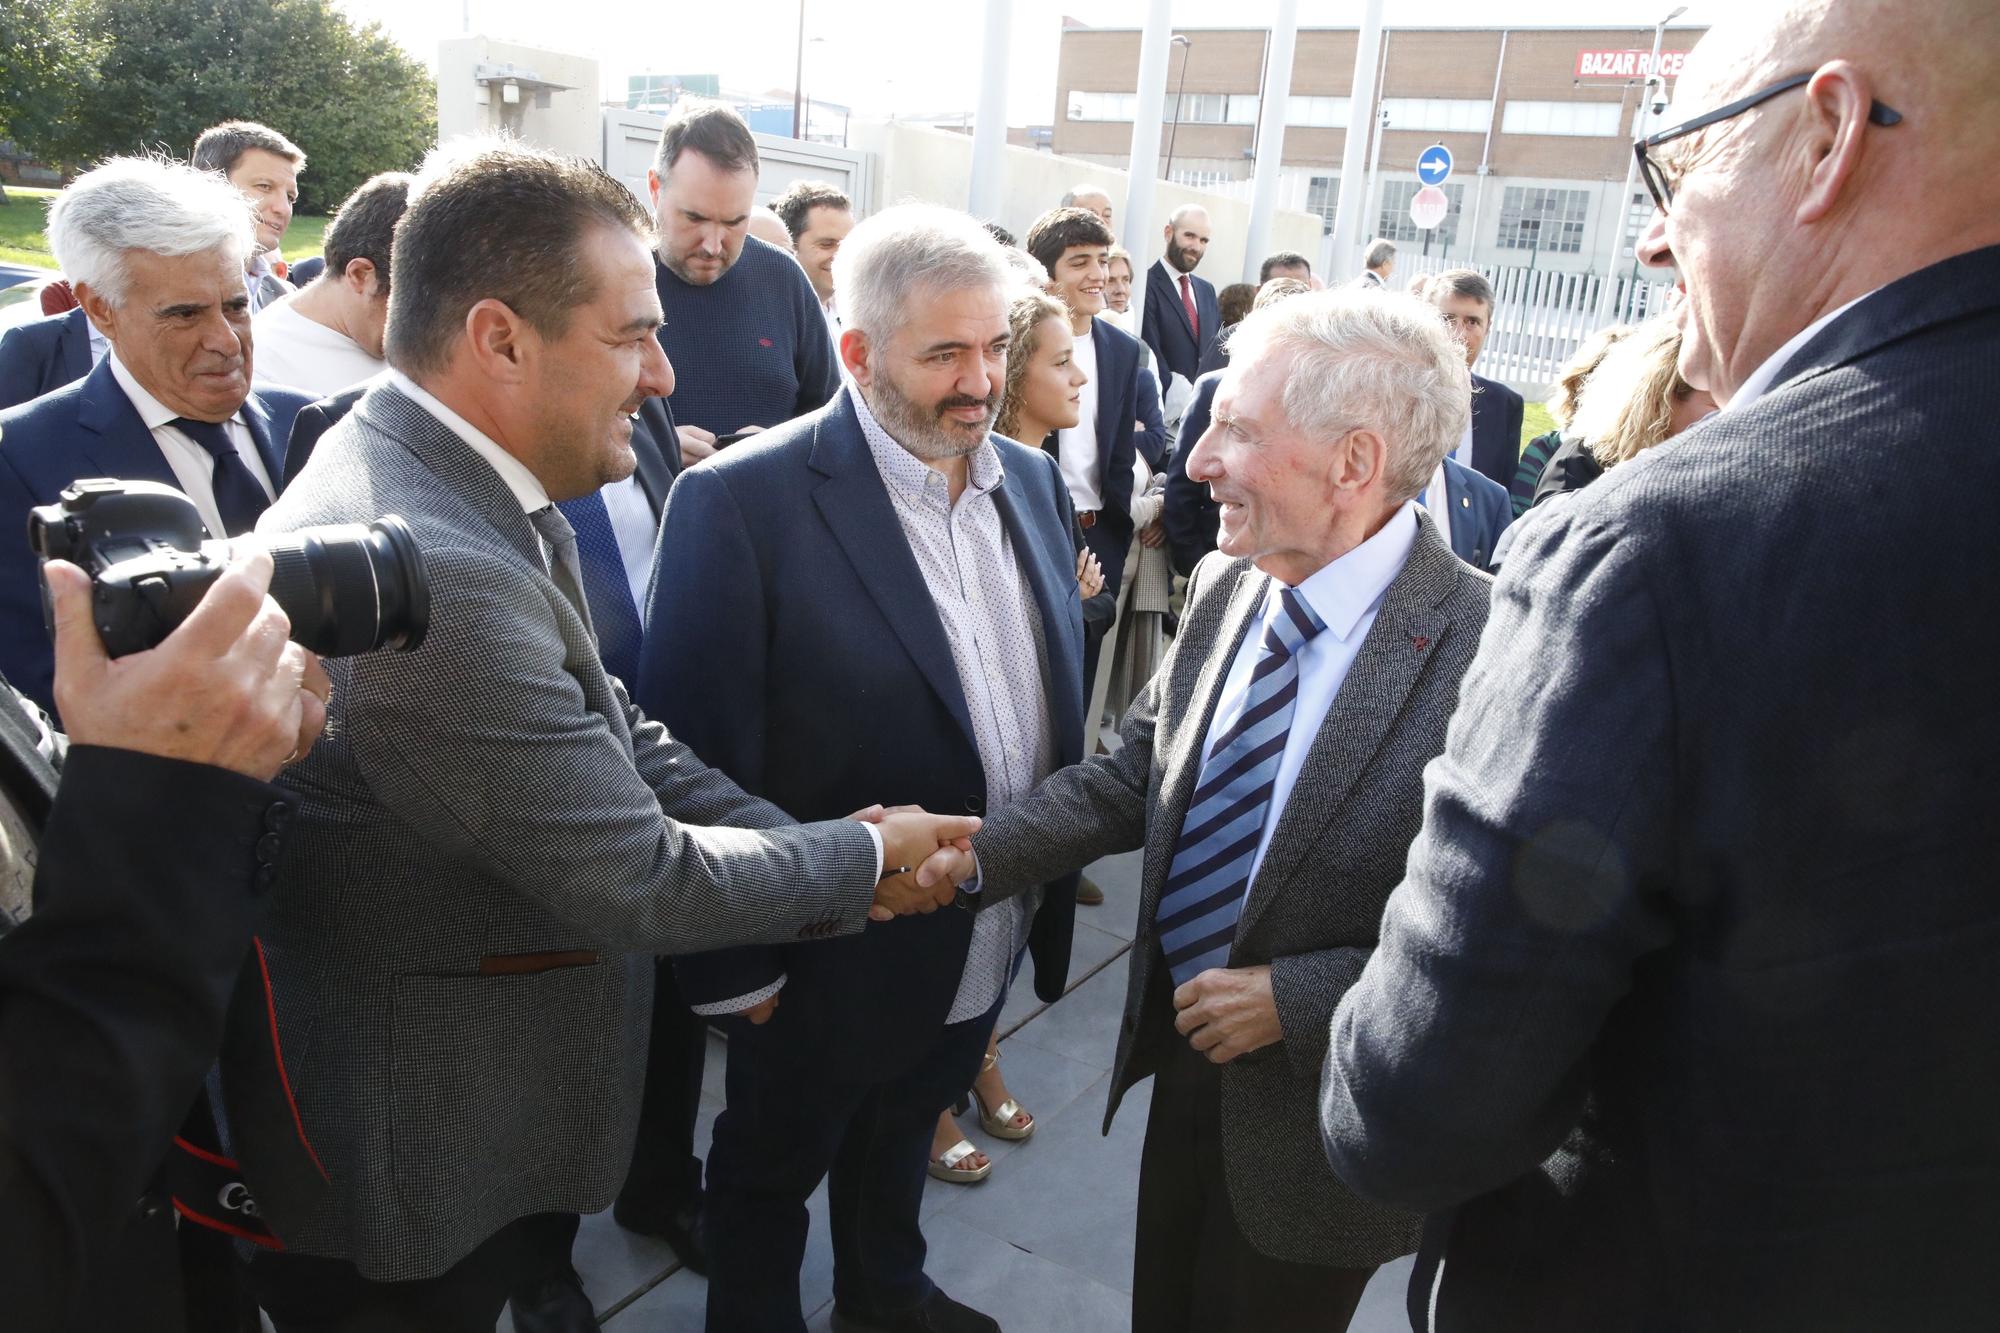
[600,474,660,617]
[1419,461,1454,555]
[1724,289,1877,414]
[105,353,275,538]
[252,298,386,397]
[1198,501,1420,897]
[1056,328,1103,511]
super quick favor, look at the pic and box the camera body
[28,478,430,659]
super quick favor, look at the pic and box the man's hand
[47,550,331,781]
[868,810,981,920]
[1138,519,1167,550]
[914,843,976,891]
[1172,965,1283,1064]
[677,424,719,462]
[742,992,779,1025]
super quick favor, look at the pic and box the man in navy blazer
[1162,368,1223,577]
[1429,268,1525,488]
[1422,456,1511,569]
[0,305,97,410]
[0,158,313,716]
[1141,205,1220,390]
[639,206,1084,1333]
[1323,7,2000,1328]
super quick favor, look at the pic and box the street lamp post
[1593,5,1686,324]
[1164,34,1192,184]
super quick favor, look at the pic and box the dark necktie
[170,416,269,535]
[555,491,646,686]
[1154,584,1326,987]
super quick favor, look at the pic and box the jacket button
[963,795,984,814]
[264,801,291,833]
[256,832,283,863]
[255,864,279,894]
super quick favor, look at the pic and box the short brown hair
[1259,251,1312,283]
[652,98,759,180]
[1024,207,1114,279]
[385,142,654,376]
[1432,267,1494,314]
[322,172,413,295]
[1217,282,1258,328]
[192,121,306,176]
[771,180,849,241]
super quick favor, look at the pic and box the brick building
[1053,23,1706,276]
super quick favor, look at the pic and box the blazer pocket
[388,966,615,1225]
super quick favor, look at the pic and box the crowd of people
[1,0,1997,1330]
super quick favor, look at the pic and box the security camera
[1652,97,1669,116]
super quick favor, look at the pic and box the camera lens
[264,516,430,657]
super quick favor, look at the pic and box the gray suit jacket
[227,380,880,1280]
[972,513,1490,1266]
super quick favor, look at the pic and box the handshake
[849,805,984,922]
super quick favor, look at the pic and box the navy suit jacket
[0,308,93,411]
[1054,318,1144,603]
[639,387,1085,1077]
[1162,370,1224,577]
[1134,363,1169,472]
[1324,245,2000,1330]
[1142,260,1220,387]
[0,359,309,714]
[1468,372,1526,490]
[1436,456,1512,569]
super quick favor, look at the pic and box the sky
[336,0,1725,130]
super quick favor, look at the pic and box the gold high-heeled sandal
[927,1137,992,1184]
[971,1051,1034,1141]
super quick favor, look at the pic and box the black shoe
[611,1194,711,1276]
[830,1287,1001,1333]
[509,1263,598,1333]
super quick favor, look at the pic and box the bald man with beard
[1318,2,2000,1329]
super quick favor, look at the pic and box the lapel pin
[1412,635,1430,652]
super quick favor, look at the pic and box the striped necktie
[1154,584,1326,988]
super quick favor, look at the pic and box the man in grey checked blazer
[922,289,1493,1331]
[223,142,979,1333]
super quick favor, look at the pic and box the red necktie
[1180,273,1200,338]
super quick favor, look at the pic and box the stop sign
[1409,185,1450,230]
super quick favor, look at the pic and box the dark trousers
[702,994,1002,1332]
[1132,1039,1376,1333]
[251,1212,571,1333]
[617,958,710,1211]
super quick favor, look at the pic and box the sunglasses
[1635,72,1904,212]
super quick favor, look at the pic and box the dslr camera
[28,478,430,658]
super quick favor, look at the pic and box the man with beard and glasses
[1142,204,1220,401]
[638,204,1088,1333]
[645,98,839,467]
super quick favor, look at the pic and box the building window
[1380,98,1493,133]
[1497,186,1591,254]
[1168,93,1230,125]
[1224,94,1260,126]
[1307,175,1340,233]
[1500,100,1624,137]
[1169,167,1233,190]
[1377,179,1465,246]
[1067,92,1137,122]
[1287,95,1352,128]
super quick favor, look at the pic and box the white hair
[1227,289,1472,503]
[46,156,256,308]
[834,203,1016,341]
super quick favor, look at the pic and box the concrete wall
[437,36,602,161]
[847,120,1323,282]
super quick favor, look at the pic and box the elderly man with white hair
[0,156,314,714]
[917,288,1493,1332]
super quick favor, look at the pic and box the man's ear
[1794,60,1875,227]
[1331,428,1388,494]
[463,297,531,385]
[342,257,377,297]
[840,326,872,387]
[74,282,119,345]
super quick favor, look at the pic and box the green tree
[20,0,435,216]
[0,0,94,204]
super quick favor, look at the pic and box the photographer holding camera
[0,545,330,1330]
[0,156,316,717]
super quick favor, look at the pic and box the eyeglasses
[1634,72,1904,212]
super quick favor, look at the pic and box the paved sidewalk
[538,848,1412,1331]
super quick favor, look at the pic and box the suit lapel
[993,476,1083,764]
[1091,321,1124,478]
[71,361,179,489]
[1156,261,1198,342]
[1237,517,1458,939]
[628,399,677,515]
[239,392,287,485]
[809,392,979,752]
[1441,463,1477,563]
[361,382,545,569]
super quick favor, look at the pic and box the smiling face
[524,224,675,499]
[82,245,252,422]
[1050,243,1109,325]
[228,148,298,255]
[849,282,1011,462]
[649,148,757,286]
[797,203,854,305]
[1020,315,1087,434]
[1163,208,1211,274]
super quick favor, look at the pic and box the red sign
[1409,185,1450,230]
[1574,49,1689,80]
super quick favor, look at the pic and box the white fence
[1399,253,1675,394]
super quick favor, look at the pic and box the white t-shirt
[252,299,386,398]
[1056,328,1103,512]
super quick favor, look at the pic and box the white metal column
[1120,0,1175,337]
[1327,0,1385,282]
[966,0,1013,223]
[1241,0,1300,283]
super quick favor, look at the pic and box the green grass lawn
[1522,399,1556,451]
[0,186,328,269]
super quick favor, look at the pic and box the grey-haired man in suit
[228,140,980,1333]
[919,288,1492,1331]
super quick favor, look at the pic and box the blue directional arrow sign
[1416,144,1454,187]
